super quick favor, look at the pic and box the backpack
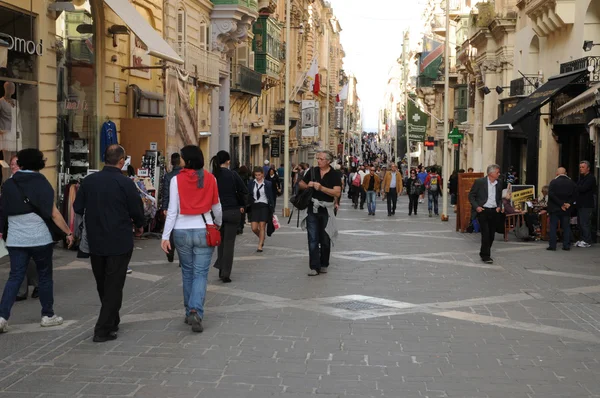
[351,173,361,187]
[429,176,439,192]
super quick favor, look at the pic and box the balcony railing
[272,108,285,125]
[212,0,258,10]
[170,41,220,85]
[231,64,262,97]
[509,76,544,97]
[560,56,600,83]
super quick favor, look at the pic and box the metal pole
[325,27,331,152]
[403,31,410,171]
[441,0,450,221]
[283,0,291,218]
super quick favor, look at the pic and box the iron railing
[560,56,600,83]
[231,64,262,97]
[510,76,543,97]
[169,40,220,85]
[272,108,285,125]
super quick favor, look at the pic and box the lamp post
[283,0,291,218]
[441,0,450,222]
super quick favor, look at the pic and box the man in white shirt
[358,165,367,210]
[468,164,503,264]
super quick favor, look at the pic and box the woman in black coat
[266,167,281,209]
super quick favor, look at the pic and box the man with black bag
[298,151,341,276]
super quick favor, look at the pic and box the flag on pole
[419,37,443,79]
[306,58,320,95]
[336,83,349,102]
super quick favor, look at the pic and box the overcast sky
[328,0,425,132]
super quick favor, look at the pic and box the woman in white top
[161,145,222,333]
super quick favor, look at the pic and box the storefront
[0,5,42,182]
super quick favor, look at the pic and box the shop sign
[270,137,280,158]
[2,34,43,56]
[334,104,344,130]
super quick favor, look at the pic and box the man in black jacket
[576,161,596,248]
[468,164,503,264]
[547,167,577,251]
[73,145,145,342]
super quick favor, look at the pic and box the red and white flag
[306,58,320,95]
[336,83,349,102]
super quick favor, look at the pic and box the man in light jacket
[383,163,403,216]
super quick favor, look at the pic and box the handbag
[11,179,67,243]
[201,213,221,247]
[290,168,315,210]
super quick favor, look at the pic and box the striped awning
[556,83,600,120]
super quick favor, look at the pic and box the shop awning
[104,0,184,65]
[486,69,587,131]
[556,83,600,120]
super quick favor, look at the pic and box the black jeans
[91,251,132,337]
[408,194,419,214]
[477,208,498,259]
[351,186,360,207]
[549,212,571,249]
[215,208,242,278]
[306,208,331,271]
[359,187,366,208]
[387,188,398,214]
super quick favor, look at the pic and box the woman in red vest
[161,145,222,333]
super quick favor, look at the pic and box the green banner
[407,100,428,142]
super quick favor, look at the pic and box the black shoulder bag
[290,167,315,210]
[11,179,67,243]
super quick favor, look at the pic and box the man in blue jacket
[576,160,596,248]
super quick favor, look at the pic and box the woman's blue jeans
[0,244,55,320]
[173,229,214,319]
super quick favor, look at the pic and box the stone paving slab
[3,195,600,397]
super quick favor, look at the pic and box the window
[454,85,468,109]
[199,21,209,51]
[236,44,248,67]
[177,9,186,61]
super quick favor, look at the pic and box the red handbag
[201,213,221,247]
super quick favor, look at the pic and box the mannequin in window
[69,80,86,133]
[0,82,19,151]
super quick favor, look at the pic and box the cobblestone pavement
[2,194,600,397]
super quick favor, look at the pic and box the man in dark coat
[468,164,503,264]
[547,167,577,251]
[575,160,596,248]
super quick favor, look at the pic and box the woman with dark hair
[161,145,222,333]
[266,167,281,209]
[405,169,421,216]
[248,166,274,252]
[0,149,74,333]
[211,151,248,283]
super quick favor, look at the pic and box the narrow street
[1,195,600,397]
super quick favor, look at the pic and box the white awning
[104,0,183,65]
[556,83,600,120]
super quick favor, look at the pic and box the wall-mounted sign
[150,142,157,151]
[334,104,344,130]
[270,136,280,158]
[130,34,151,79]
[1,34,43,56]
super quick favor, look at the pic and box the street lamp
[583,40,599,52]
[283,0,291,218]
[441,0,450,221]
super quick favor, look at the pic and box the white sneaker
[580,242,592,248]
[575,241,582,247]
[41,315,64,327]
[0,317,7,333]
